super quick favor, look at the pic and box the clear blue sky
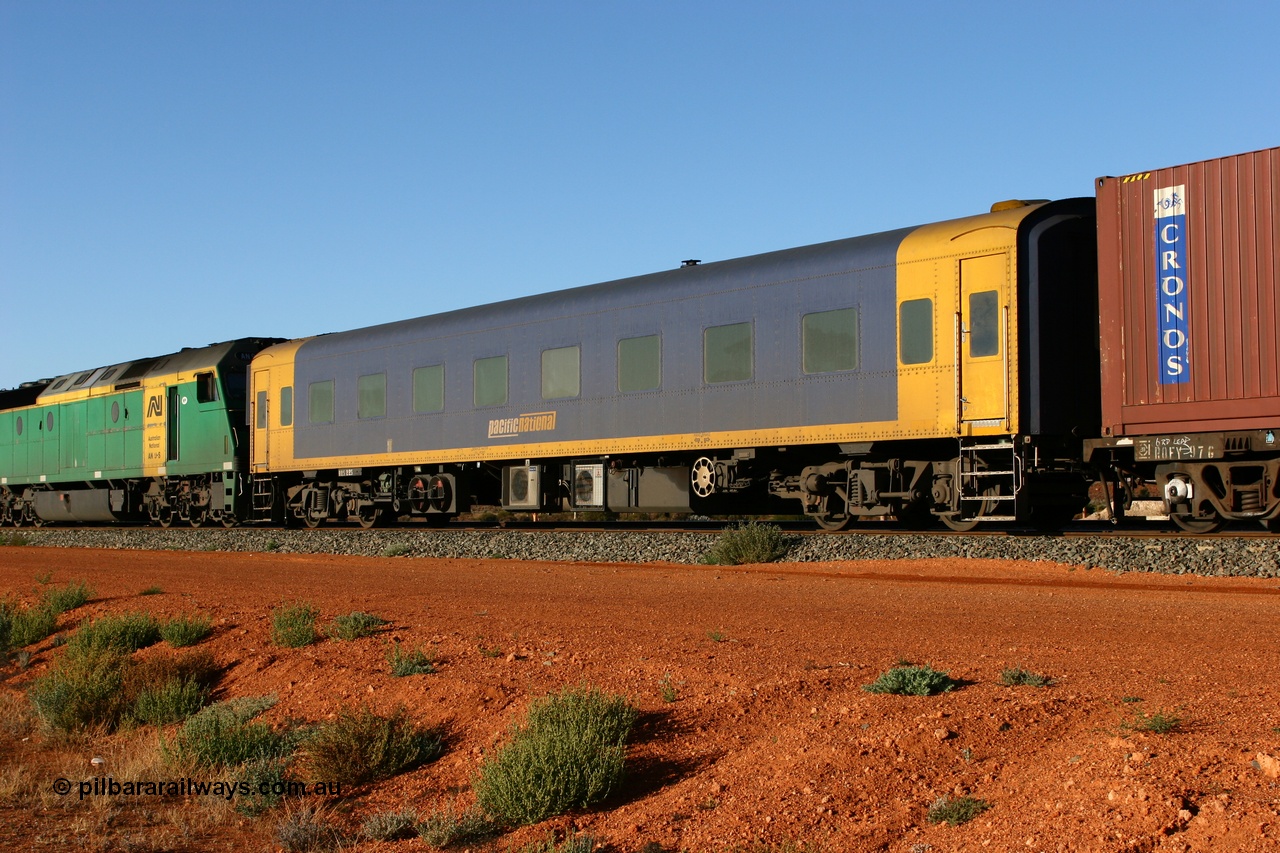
[2,1,1276,390]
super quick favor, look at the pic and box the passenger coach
[248,198,1099,530]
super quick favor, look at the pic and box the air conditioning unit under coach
[501,465,542,510]
[568,462,606,508]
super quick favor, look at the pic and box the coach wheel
[1170,511,1225,534]
[814,513,853,531]
[941,483,1002,532]
[303,512,325,529]
[691,457,716,498]
[355,505,380,529]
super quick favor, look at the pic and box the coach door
[252,370,270,471]
[957,254,1009,428]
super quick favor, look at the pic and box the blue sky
[2,1,1277,391]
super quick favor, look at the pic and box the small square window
[474,356,508,407]
[542,346,580,400]
[413,365,444,413]
[309,380,335,424]
[704,322,752,384]
[358,373,387,419]
[618,335,661,392]
[899,299,934,365]
[802,308,859,373]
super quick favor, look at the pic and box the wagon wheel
[1170,511,1225,534]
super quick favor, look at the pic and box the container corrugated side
[1096,146,1280,435]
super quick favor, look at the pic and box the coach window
[618,334,661,392]
[280,387,293,427]
[413,365,444,413]
[542,346,580,400]
[969,291,1000,357]
[256,391,268,429]
[704,322,753,384]
[196,372,218,404]
[358,373,387,419]
[899,299,934,365]
[474,356,508,407]
[308,380,335,424]
[802,308,859,373]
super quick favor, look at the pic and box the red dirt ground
[1,545,1279,852]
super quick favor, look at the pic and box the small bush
[415,803,494,846]
[999,667,1052,688]
[702,521,791,565]
[42,580,94,614]
[275,806,344,852]
[139,585,164,596]
[926,794,991,826]
[360,808,420,842]
[9,604,58,649]
[271,602,318,648]
[515,833,598,853]
[1128,709,1182,734]
[474,685,638,825]
[387,641,435,676]
[161,613,213,647]
[131,677,210,726]
[862,664,957,696]
[326,611,389,641]
[381,544,411,558]
[69,611,161,654]
[169,695,295,768]
[236,756,291,816]
[29,647,130,732]
[302,706,443,785]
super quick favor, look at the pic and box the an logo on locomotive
[146,394,164,417]
[1154,185,1190,384]
[488,410,557,439]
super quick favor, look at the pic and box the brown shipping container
[1096,146,1280,436]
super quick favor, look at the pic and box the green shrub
[702,521,791,565]
[387,641,435,676]
[42,580,94,614]
[29,647,130,732]
[236,756,291,816]
[139,585,164,596]
[274,806,344,852]
[326,611,389,641]
[271,602,319,648]
[131,677,210,725]
[474,686,637,825]
[160,613,213,647]
[169,696,295,768]
[999,666,1052,687]
[360,808,420,842]
[414,803,494,846]
[514,833,598,853]
[381,543,411,558]
[69,611,161,654]
[926,794,991,826]
[1128,709,1181,734]
[10,604,58,649]
[862,664,957,696]
[302,706,442,786]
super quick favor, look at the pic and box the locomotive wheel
[189,510,206,528]
[220,513,238,529]
[158,508,174,528]
[1170,511,1225,534]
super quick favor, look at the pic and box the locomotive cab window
[541,346,580,400]
[413,365,444,413]
[704,322,753,384]
[899,299,934,365]
[280,387,293,427]
[308,380,335,424]
[357,373,387,419]
[474,356,508,407]
[969,291,1000,357]
[802,308,859,373]
[196,372,219,403]
[618,334,661,392]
